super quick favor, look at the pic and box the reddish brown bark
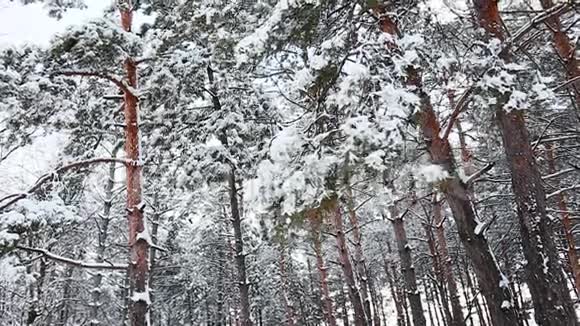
[309,211,338,326]
[323,197,367,326]
[371,4,517,325]
[472,1,577,324]
[119,3,149,326]
[539,0,580,105]
[546,143,580,291]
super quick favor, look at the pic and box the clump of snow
[499,273,509,288]
[0,256,25,284]
[474,220,486,236]
[415,164,449,183]
[136,226,152,246]
[0,230,19,246]
[504,90,528,112]
[131,289,151,305]
[501,300,512,309]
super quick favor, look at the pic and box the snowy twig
[543,168,576,180]
[503,3,572,53]
[465,162,496,185]
[16,246,128,270]
[547,184,580,199]
[0,158,129,211]
[441,85,476,141]
[552,75,580,92]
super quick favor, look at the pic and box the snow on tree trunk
[539,0,580,106]
[278,242,296,326]
[118,2,150,325]
[90,143,122,326]
[228,170,252,326]
[309,210,338,326]
[433,195,465,326]
[371,4,518,325]
[389,205,426,326]
[323,197,367,326]
[380,242,405,326]
[472,1,578,324]
[344,167,372,324]
[545,143,580,292]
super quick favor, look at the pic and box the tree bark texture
[371,4,518,324]
[323,197,367,326]
[472,1,578,324]
[389,205,426,326]
[308,211,338,326]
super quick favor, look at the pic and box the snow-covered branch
[547,185,580,200]
[0,158,129,211]
[51,70,135,97]
[465,162,496,185]
[16,246,128,270]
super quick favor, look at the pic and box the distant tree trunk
[472,1,577,324]
[424,278,438,326]
[227,170,252,326]
[388,205,426,326]
[121,269,130,326]
[457,264,474,326]
[90,143,122,326]
[279,242,296,326]
[340,289,350,326]
[344,167,372,323]
[371,4,518,324]
[308,210,338,326]
[380,242,405,326]
[433,196,465,326]
[424,217,452,326]
[539,0,580,106]
[545,143,580,291]
[149,193,161,326]
[365,271,381,326]
[324,197,367,326]
[204,58,251,326]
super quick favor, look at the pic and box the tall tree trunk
[370,4,518,324]
[424,218,452,326]
[539,0,580,106]
[228,170,252,326]
[279,242,296,326]
[471,1,577,324]
[90,143,122,326]
[365,271,381,326]
[309,210,338,326]
[433,196,465,326]
[381,242,405,326]
[324,197,367,326]
[118,2,149,325]
[58,265,73,325]
[344,168,372,324]
[341,289,350,326]
[388,205,426,326]
[149,193,161,326]
[206,61,252,326]
[546,143,580,291]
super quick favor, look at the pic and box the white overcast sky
[0,0,469,48]
[0,0,113,48]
